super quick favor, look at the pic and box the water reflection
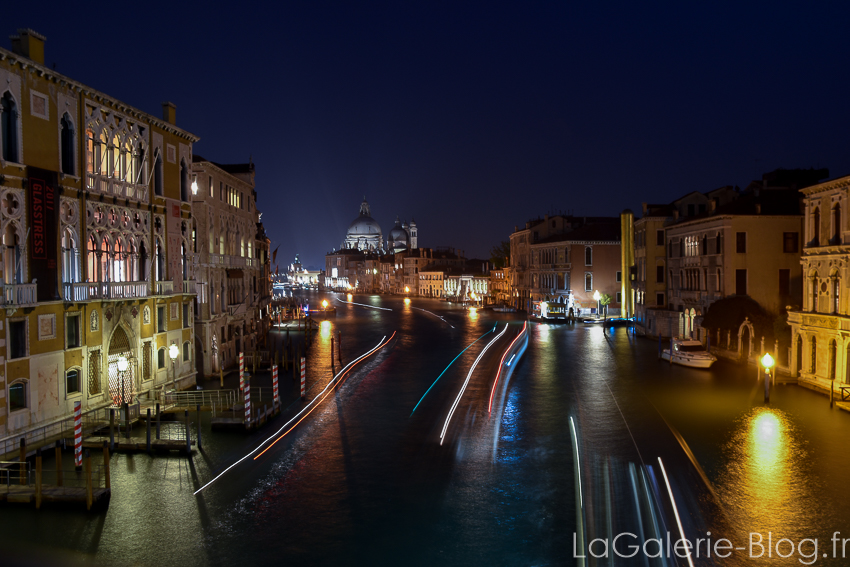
[467,307,478,321]
[320,320,332,338]
[718,407,810,548]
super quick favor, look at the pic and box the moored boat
[661,338,717,368]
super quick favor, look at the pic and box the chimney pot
[162,101,177,125]
[9,29,46,65]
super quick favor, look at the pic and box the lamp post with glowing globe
[761,352,774,403]
[169,343,179,393]
[593,290,601,318]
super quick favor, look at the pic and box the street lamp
[169,343,179,392]
[761,352,774,403]
[593,290,601,317]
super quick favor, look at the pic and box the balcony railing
[210,254,254,268]
[64,281,149,301]
[2,283,37,306]
[155,281,174,295]
[86,174,149,203]
[183,280,197,294]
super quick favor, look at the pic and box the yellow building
[788,173,850,391]
[0,30,198,439]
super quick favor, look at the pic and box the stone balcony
[2,283,37,306]
[64,282,149,301]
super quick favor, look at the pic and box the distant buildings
[190,155,271,378]
[509,215,622,314]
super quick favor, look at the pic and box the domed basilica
[342,197,417,253]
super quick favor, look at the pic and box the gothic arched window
[1,92,18,163]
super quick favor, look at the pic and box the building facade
[1,30,199,437]
[787,174,850,392]
[664,188,804,340]
[191,156,268,377]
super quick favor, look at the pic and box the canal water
[4,292,850,566]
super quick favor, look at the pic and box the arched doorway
[741,326,750,361]
[108,326,135,405]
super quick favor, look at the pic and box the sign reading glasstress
[28,167,59,301]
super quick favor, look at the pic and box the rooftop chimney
[162,101,177,125]
[673,210,679,220]
[9,29,46,65]
[709,199,716,212]
[755,203,761,214]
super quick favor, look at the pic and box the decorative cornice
[801,176,850,196]
[0,46,200,143]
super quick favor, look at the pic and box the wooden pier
[0,444,111,510]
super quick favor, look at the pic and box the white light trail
[570,416,583,509]
[335,297,392,311]
[658,457,695,567]
[194,336,389,495]
[410,306,454,328]
[506,354,516,367]
[439,324,508,445]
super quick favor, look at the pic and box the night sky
[8,2,850,269]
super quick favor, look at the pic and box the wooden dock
[0,446,111,510]
[0,485,110,509]
[83,435,194,453]
[211,403,280,432]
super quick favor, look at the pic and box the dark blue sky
[9,2,850,269]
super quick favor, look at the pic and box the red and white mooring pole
[272,365,280,406]
[300,357,306,400]
[74,401,82,467]
[239,351,245,393]
[244,378,252,425]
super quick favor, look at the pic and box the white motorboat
[661,338,717,369]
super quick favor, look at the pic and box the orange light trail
[254,331,396,460]
[488,321,527,414]
[194,333,394,495]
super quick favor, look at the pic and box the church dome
[348,215,381,236]
[388,217,409,242]
[343,197,383,251]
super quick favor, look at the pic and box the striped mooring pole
[272,365,280,406]
[300,357,306,400]
[74,401,82,468]
[239,351,245,394]
[244,378,252,425]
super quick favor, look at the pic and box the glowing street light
[593,290,601,317]
[322,299,329,309]
[191,178,198,195]
[405,286,410,294]
[761,352,774,403]
[169,343,179,392]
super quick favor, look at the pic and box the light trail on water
[194,334,393,495]
[487,321,527,414]
[659,457,695,567]
[335,297,392,311]
[439,324,508,445]
[409,306,454,328]
[410,325,496,417]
